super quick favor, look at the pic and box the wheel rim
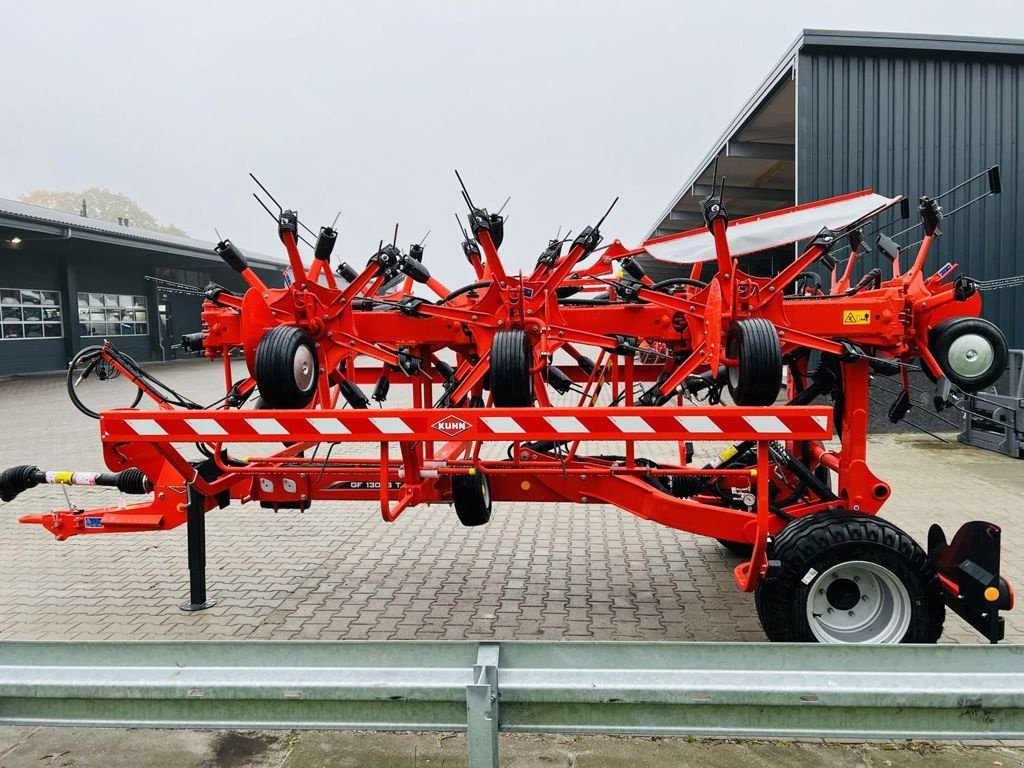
[946,333,994,379]
[293,345,316,392]
[728,364,739,389]
[727,337,740,389]
[480,475,490,508]
[806,560,912,644]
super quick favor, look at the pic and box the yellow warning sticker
[843,310,871,325]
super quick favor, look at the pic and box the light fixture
[8,237,22,245]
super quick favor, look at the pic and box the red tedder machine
[1,167,1016,643]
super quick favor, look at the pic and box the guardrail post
[466,642,499,768]
[179,484,216,611]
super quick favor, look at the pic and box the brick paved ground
[0,360,1020,643]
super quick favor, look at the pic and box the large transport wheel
[490,329,534,407]
[755,510,945,644]
[254,326,319,408]
[726,318,783,406]
[928,317,1007,393]
[452,472,492,527]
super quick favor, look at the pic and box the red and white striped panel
[101,407,832,443]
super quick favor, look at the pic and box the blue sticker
[84,517,104,529]
[523,287,534,298]
[938,262,954,277]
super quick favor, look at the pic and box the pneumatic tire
[452,472,492,527]
[755,509,945,644]
[254,326,319,408]
[726,318,783,406]
[928,317,1007,393]
[490,330,534,407]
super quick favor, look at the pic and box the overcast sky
[4,1,1024,285]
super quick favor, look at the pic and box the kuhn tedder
[1,167,1016,644]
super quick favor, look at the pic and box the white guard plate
[642,191,901,265]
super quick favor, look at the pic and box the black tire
[755,510,944,644]
[254,326,319,408]
[490,330,534,407]
[452,472,491,527]
[726,318,783,406]
[928,317,1007,392]
[717,538,754,557]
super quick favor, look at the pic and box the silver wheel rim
[728,364,739,389]
[293,345,315,392]
[946,333,994,379]
[806,560,912,644]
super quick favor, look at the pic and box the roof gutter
[0,215,283,270]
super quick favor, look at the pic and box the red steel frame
[13,185,999,600]
[21,402,832,594]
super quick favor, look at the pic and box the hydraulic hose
[440,281,491,304]
[649,277,708,292]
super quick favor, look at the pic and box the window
[154,267,210,288]
[77,292,148,337]
[1,288,63,340]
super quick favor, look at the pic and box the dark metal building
[0,198,285,375]
[648,29,1024,346]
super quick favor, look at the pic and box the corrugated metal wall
[797,46,1024,346]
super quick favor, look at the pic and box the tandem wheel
[755,509,945,644]
[254,326,319,408]
[452,472,492,527]
[490,329,534,407]
[927,317,1008,392]
[726,318,783,406]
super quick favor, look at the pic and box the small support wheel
[928,317,1007,392]
[490,330,534,407]
[726,318,783,406]
[254,326,319,408]
[755,509,945,644]
[452,472,492,527]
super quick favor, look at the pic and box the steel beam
[726,140,794,161]
[691,184,793,203]
[467,644,500,768]
[667,211,707,224]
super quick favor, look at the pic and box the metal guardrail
[0,640,1022,767]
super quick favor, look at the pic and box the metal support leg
[179,484,216,611]
[466,643,499,768]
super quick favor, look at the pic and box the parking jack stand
[180,484,216,611]
[466,643,499,768]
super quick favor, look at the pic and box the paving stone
[0,361,1019,646]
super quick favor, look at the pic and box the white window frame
[77,292,150,338]
[0,287,64,341]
